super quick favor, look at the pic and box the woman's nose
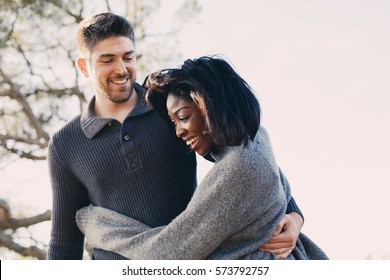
[175,124,185,138]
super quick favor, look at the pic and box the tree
[0,0,201,259]
[0,199,50,259]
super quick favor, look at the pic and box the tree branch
[0,68,50,142]
[15,42,34,76]
[0,199,11,224]
[0,133,48,148]
[0,198,50,259]
[0,232,46,260]
[49,0,84,23]
[0,199,51,231]
[105,0,112,12]
[0,146,47,161]
[8,210,51,230]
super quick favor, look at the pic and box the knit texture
[76,127,328,259]
[47,84,196,259]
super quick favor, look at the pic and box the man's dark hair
[146,56,261,147]
[77,12,135,57]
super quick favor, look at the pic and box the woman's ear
[76,57,89,77]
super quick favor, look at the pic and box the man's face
[79,36,137,104]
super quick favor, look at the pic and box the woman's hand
[260,212,303,258]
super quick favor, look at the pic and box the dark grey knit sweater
[47,84,196,259]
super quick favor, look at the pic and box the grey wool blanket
[76,127,328,260]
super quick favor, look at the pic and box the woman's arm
[76,174,233,259]
[76,147,286,259]
[76,164,244,259]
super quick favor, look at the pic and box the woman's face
[166,94,214,156]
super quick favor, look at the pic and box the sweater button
[124,134,130,141]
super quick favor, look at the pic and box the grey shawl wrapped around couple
[76,127,328,260]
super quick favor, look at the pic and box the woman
[76,56,328,260]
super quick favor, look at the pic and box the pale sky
[179,0,390,260]
[1,0,389,260]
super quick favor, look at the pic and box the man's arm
[260,168,304,258]
[47,140,89,259]
[260,210,303,258]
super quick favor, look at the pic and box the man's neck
[94,89,138,123]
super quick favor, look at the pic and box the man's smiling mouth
[110,78,128,85]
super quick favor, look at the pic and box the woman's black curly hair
[145,56,261,147]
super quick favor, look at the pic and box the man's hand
[260,212,303,259]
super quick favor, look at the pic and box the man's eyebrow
[98,50,135,58]
[98,53,114,58]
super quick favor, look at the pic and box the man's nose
[114,60,127,74]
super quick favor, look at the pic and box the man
[47,12,303,260]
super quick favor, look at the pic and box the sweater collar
[210,145,242,162]
[210,136,258,162]
[80,83,152,139]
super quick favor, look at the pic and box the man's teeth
[186,136,198,146]
[111,78,127,85]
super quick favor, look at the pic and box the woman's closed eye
[179,116,189,122]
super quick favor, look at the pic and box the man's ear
[76,57,89,77]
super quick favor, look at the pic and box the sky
[1,0,390,260]
[163,0,390,259]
